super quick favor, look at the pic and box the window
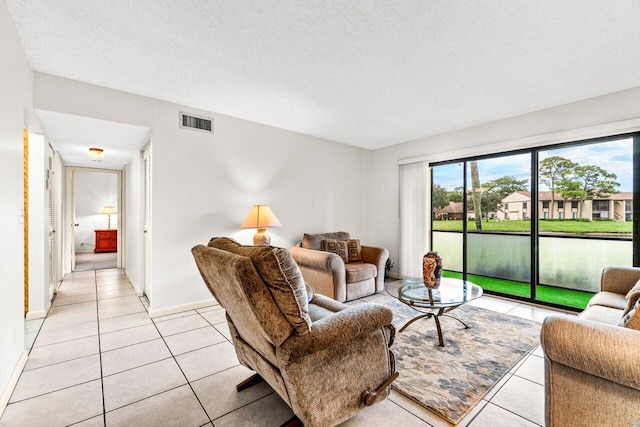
[429,132,636,311]
[592,200,610,220]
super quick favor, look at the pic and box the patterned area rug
[385,300,541,424]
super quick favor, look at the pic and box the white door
[143,145,152,300]
[47,145,56,298]
[70,170,77,271]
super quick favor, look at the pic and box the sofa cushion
[209,237,312,335]
[322,239,349,263]
[587,291,628,311]
[619,298,640,329]
[302,232,350,250]
[579,305,624,326]
[345,262,377,283]
[346,239,363,262]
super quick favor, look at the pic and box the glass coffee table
[386,278,483,346]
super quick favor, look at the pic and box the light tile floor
[1,269,574,426]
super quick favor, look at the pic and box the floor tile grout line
[149,311,214,425]
[101,356,175,379]
[94,270,108,427]
[210,390,278,424]
[384,395,437,426]
[101,383,187,416]
[6,378,103,406]
[31,332,99,350]
[22,350,101,372]
[99,320,155,336]
[100,336,163,356]
[485,399,544,427]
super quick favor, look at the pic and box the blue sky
[434,137,633,193]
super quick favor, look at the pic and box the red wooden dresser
[94,229,117,253]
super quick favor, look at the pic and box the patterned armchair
[289,232,389,302]
[191,237,397,427]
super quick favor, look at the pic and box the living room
[1,1,640,426]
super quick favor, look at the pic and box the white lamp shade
[241,205,282,229]
[101,205,118,215]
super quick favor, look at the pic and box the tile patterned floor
[1,269,572,426]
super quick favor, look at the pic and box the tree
[539,156,577,219]
[481,176,529,215]
[432,184,449,210]
[448,187,463,203]
[470,161,482,230]
[558,165,619,218]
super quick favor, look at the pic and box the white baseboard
[0,350,28,418]
[123,270,144,296]
[148,298,217,318]
[25,310,47,320]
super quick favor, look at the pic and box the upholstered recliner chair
[289,232,389,302]
[191,237,397,427]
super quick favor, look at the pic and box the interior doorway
[66,167,122,273]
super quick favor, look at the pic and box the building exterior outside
[496,191,632,221]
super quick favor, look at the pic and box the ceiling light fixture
[88,147,104,159]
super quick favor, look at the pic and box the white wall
[124,148,144,294]
[0,0,40,408]
[73,170,118,252]
[34,74,372,313]
[370,87,640,275]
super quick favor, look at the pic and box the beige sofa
[540,266,640,427]
[289,232,389,302]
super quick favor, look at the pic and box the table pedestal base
[399,309,471,347]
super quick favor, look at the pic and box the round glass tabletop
[387,277,483,308]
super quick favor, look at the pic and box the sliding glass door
[465,154,532,299]
[430,132,638,310]
[536,136,633,308]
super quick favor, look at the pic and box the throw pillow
[303,232,350,250]
[625,278,640,300]
[208,237,312,335]
[624,290,640,316]
[346,239,363,262]
[619,297,640,330]
[322,239,349,263]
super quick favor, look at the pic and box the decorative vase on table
[423,251,443,289]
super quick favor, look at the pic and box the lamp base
[253,228,271,246]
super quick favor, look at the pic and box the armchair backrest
[191,244,294,348]
[302,231,350,250]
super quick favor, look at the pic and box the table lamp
[241,205,282,246]
[101,205,117,229]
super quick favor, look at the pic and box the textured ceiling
[36,110,150,170]
[9,1,640,150]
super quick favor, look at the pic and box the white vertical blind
[399,161,430,278]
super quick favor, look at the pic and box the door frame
[64,167,123,273]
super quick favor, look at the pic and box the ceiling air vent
[179,112,213,133]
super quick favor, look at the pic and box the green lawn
[442,270,593,309]
[433,219,632,236]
